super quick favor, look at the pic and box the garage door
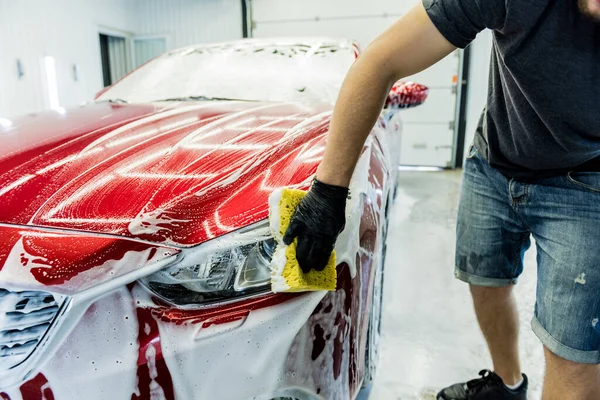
[251,0,462,168]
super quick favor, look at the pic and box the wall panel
[135,0,243,50]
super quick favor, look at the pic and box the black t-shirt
[423,0,600,178]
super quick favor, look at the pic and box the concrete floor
[369,171,545,400]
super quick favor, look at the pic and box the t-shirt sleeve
[422,0,507,48]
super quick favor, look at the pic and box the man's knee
[543,346,600,399]
[544,346,600,377]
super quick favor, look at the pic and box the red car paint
[1,373,55,400]
[0,39,427,399]
[0,224,179,294]
[0,102,332,247]
[0,99,383,399]
[0,101,385,399]
[153,292,298,326]
[133,307,175,400]
[20,374,54,400]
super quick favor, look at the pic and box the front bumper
[5,285,326,400]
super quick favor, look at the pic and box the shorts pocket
[567,171,600,193]
[466,144,479,160]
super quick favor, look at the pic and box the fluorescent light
[0,118,12,128]
[229,127,288,132]
[45,218,132,224]
[44,56,60,110]
[398,166,445,172]
[120,172,217,180]
[182,143,270,150]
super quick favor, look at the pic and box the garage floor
[369,171,545,400]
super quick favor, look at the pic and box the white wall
[135,0,243,50]
[0,0,243,119]
[0,0,137,118]
[463,30,493,158]
[252,0,403,47]
[252,0,461,167]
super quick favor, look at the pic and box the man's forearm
[316,55,395,187]
[316,2,455,188]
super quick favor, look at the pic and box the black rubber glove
[283,179,349,273]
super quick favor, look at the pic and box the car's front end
[0,254,328,399]
[0,93,385,399]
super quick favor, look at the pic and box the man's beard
[579,0,600,21]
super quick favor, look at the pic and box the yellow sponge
[268,188,337,293]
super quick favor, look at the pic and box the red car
[0,38,427,400]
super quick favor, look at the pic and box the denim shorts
[456,145,600,364]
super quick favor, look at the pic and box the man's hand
[282,179,349,273]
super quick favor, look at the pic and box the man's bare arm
[283,3,456,272]
[316,2,456,187]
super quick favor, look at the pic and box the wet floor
[369,170,544,400]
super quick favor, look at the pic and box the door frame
[452,46,471,168]
[130,34,171,68]
[242,0,252,38]
[98,26,135,72]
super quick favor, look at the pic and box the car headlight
[140,221,276,307]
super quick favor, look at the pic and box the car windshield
[97,40,356,105]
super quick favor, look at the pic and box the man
[282,0,600,398]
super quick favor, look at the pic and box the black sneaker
[437,370,528,400]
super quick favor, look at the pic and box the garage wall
[0,0,244,119]
[0,0,137,118]
[251,0,462,167]
[251,0,403,46]
[134,0,243,50]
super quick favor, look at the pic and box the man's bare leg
[542,346,600,400]
[470,285,523,386]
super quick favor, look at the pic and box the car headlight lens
[140,222,276,307]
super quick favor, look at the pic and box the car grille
[0,289,60,372]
